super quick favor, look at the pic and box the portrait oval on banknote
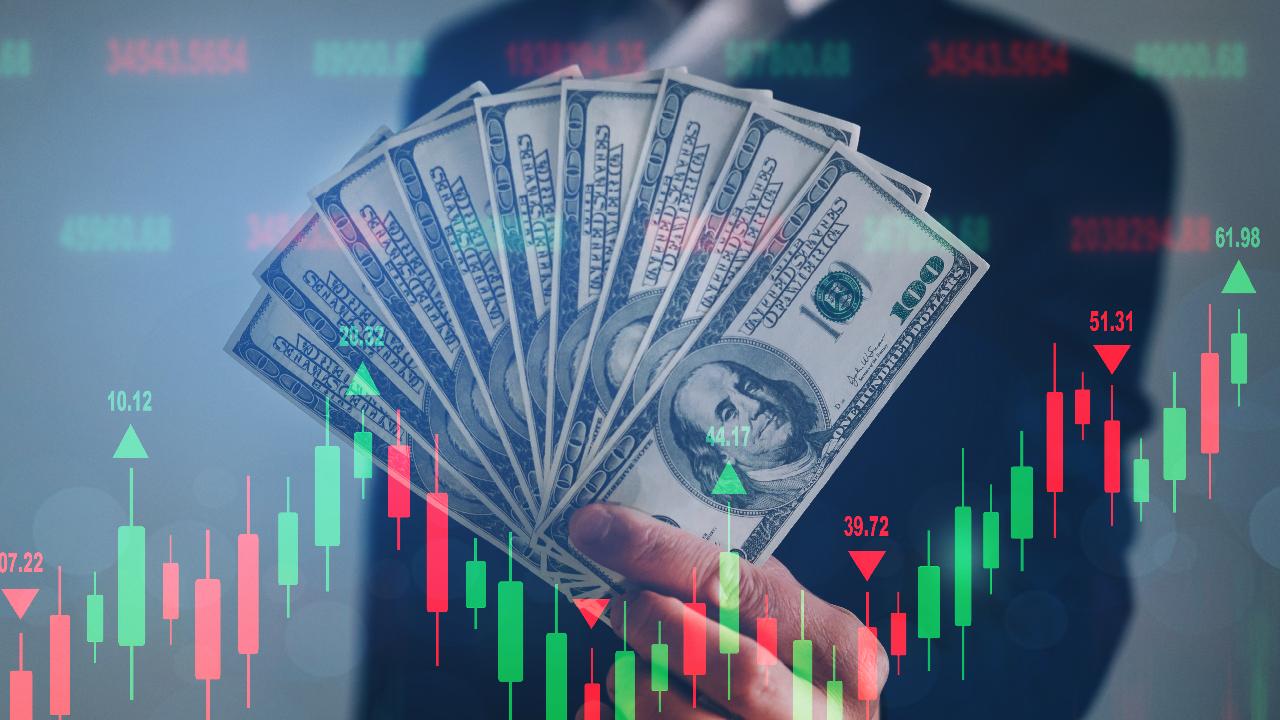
[486,327,531,441]
[526,314,553,418]
[434,465,491,518]
[428,391,491,484]
[629,322,696,404]
[656,338,830,513]
[455,357,507,455]
[589,291,661,406]
[426,406,507,519]
[554,302,596,404]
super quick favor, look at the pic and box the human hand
[570,503,888,719]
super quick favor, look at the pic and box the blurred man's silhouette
[361,0,1171,715]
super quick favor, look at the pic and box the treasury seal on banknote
[812,269,863,322]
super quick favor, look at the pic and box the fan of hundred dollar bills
[227,65,987,601]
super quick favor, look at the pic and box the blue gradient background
[0,1,1276,717]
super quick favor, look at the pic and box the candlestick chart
[0,253,1267,719]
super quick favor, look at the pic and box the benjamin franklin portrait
[659,342,827,512]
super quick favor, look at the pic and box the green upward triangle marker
[712,461,746,495]
[1222,260,1256,294]
[346,362,381,396]
[112,424,148,459]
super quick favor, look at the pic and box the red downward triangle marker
[2,588,38,620]
[848,550,886,582]
[1093,344,1131,375]
[572,598,610,629]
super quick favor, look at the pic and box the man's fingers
[607,589,796,720]
[571,503,780,628]
[571,503,726,600]
[575,506,879,683]
[572,503,794,627]
[613,582,887,712]
[572,504,888,696]
[607,589,883,718]
[605,657,721,719]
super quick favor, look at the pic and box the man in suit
[361,0,1171,715]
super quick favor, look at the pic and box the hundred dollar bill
[225,291,577,581]
[474,82,578,489]
[382,107,553,519]
[583,104,931,472]
[547,70,771,514]
[546,77,662,501]
[579,105,839,483]
[561,97,855,476]
[554,144,988,591]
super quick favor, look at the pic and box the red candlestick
[889,592,907,675]
[582,684,601,720]
[163,535,180,645]
[49,567,70,718]
[1074,372,1091,439]
[10,632,32,720]
[426,436,448,667]
[194,530,221,720]
[583,648,601,720]
[756,617,778,666]
[683,568,707,706]
[1201,305,1220,499]
[1046,344,1064,538]
[1046,391,1065,492]
[1104,386,1121,525]
[238,476,260,709]
[857,625,880,701]
[388,443,411,551]
[756,594,778,687]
